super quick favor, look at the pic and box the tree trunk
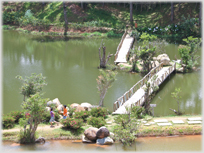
[178,3,181,11]
[130,2,133,26]
[171,2,174,22]
[199,2,202,26]
[81,2,83,9]
[63,2,68,36]
[98,40,113,68]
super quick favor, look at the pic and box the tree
[170,88,182,115]
[130,2,133,27]
[16,73,47,101]
[19,93,48,144]
[143,75,159,115]
[171,2,174,22]
[96,69,117,107]
[178,36,201,72]
[138,33,157,74]
[199,2,201,26]
[98,40,113,68]
[63,1,68,36]
[113,105,144,146]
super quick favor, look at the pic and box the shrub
[87,117,106,128]
[67,104,76,118]
[9,110,24,123]
[73,111,90,122]
[90,107,108,118]
[61,118,83,130]
[2,116,15,129]
[41,111,60,123]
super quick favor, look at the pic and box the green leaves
[16,73,47,99]
[96,70,117,106]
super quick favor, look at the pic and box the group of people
[49,105,68,127]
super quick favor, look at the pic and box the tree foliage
[113,106,144,146]
[143,75,159,115]
[16,73,47,101]
[96,69,117,107]
[133,33,157,74]
[178,36,201,72]
[171,88,182,115]
[19,93,48,144]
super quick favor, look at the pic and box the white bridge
[112,62,176,114]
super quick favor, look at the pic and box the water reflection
[2,30,202,116]
[2,135,201,151]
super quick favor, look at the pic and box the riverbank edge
[2,25,120,39]
[2,115,202,142]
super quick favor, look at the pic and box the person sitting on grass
[49,108,59,128]
[63,105,68,119]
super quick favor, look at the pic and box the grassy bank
[2,2,201,40]
[2,115,202,142]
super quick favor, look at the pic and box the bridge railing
[113,62,176,112]
[114,30,127,61]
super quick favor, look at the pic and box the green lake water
[2,30,202,116]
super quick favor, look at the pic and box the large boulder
[96,137,114,145]
[75,105,85,112]
[96,126,110,139]
[47,98,61,107]
[157,54,170,65]
[84,127,99,141]
[82,135,94,143]
[80,102,93,111]
[70,103,79,109]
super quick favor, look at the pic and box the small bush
[9,110,24,123]
[61,118,83,130]
[41,111,60,123]
[87,117,106,128]
[67,104,76,118]
[90,107,108,118]
[2,116,15,129]
[73,111,90,122]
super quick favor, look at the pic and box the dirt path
[2,123,63,133]
[2,115,202,133]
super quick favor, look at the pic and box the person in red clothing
[63,105,68,119]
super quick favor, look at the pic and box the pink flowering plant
[87,117,106,128]
[3,116,15,129]
[60,118,83,130]
[9,110,24,123]
[90,107,108,118]
[73,111,90,122]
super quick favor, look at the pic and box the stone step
[187,117,202,121]
[157,122,172,126]
[171,120,185,124]
[187,121,202,124]
[154,119,168,123]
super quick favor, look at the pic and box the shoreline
[2,115,202,142]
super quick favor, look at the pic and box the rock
[82,135,94,143]
[84,127,99,141]
[177,67,184,73]
[45,107,50,112]
[47,98,61,107]
[96,137,114,145]
[151,60,159,68]
[96,127,110,139]
[70,103,79,109]
[75,105,85,112]
[157,54,170,65]
[80,102,93,111]
[57,104,64,113]
[110,132,114,137]
[153,57,157,61]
